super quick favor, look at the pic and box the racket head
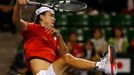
[52,0,87,12]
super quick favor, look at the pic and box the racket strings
[64,3,83,10]
[28,0,87,12]
[54,1,86,11]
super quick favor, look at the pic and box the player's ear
[40,15,44,20]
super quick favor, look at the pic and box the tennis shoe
[96,45,117,75]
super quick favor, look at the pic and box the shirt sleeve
[20,23,34,37]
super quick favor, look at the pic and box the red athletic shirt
[21,23,58,64]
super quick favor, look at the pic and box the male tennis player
[12,0,117,75]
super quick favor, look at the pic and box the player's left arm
[45,26,69,56]
[56,35,69,56]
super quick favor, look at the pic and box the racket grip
[27,1,50,7]
[28,1,41,6]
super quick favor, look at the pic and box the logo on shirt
[54,37,57,41]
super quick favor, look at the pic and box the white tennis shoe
[96,45,117,75]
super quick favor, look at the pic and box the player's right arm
[12,0,29,31]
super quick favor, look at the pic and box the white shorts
[36,64,56,75]
[47,64,56,75]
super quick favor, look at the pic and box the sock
[95,62,101,71]
[95,61,105,72]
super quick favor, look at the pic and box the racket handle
[28,1,50,7]
[28,1,41,6]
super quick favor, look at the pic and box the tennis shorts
[36,65,56,75]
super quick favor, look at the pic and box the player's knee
[36,70,46,75]
[63,53,72,60]
[63,53,76,64]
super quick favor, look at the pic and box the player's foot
[95,45,117,75]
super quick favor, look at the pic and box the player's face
[41,11,55,27]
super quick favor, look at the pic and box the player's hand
[16,0,29,5]
[44,26,62,38]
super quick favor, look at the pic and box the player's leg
[30,45,117,75]
[52,57,69,75]
[52,45,117,75]
[29,58,65,75]
[29,58,51,75]
[28,56,69,75]
[52,54,97,75]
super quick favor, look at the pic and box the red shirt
[21,23,58,64]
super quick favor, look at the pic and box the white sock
[95,62,105,71]
[95,62,101,70]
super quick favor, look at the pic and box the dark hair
[92,26,103,38]
[84,39,96,57]
[67,31,78,42]
[69,31,78,36]
[34,12,46,24]
[112,25,124,37]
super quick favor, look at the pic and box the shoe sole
[109,45,116,75]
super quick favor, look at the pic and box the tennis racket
[28,0,87,12]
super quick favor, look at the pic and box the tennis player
[12,0,117,75]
